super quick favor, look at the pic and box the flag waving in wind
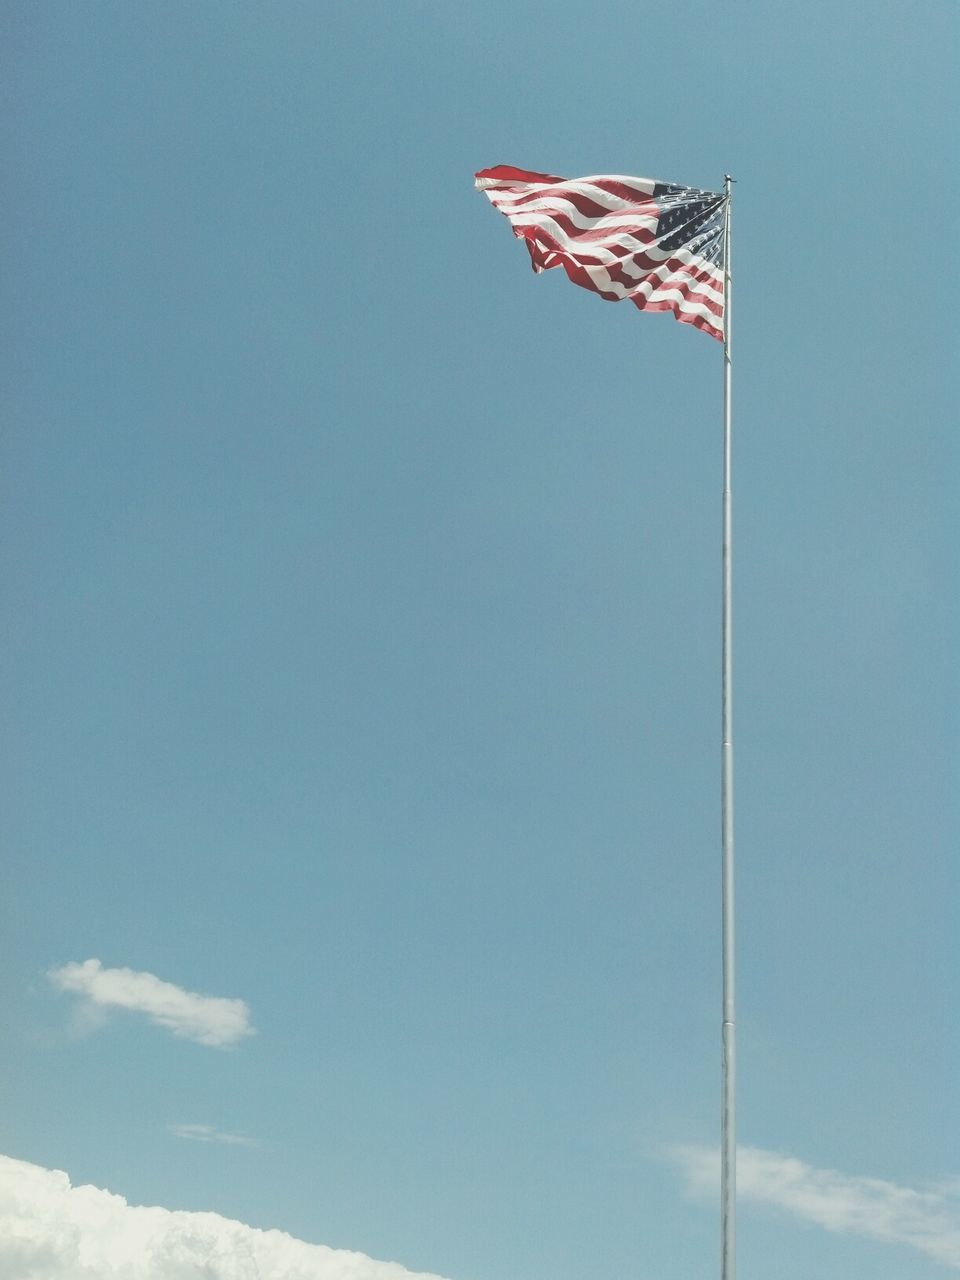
[475,165,726,340]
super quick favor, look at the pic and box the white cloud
[0,1153,453,1280]
[169,1123,259,1148]
[670,1143,960,1271]
[47,959,254,1048]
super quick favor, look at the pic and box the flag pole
[720,173,736,1280]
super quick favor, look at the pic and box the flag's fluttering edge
[475,165,726,341]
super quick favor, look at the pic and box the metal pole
[720,174,736,1280]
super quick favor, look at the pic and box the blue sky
[2,3,958,1279]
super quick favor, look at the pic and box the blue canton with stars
[652,183,726,265]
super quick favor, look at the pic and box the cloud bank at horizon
[47,959,254,1048]
[671,1143,960,1271]
[0,1154,452,1280]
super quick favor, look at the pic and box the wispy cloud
[670,1143,960,1271]
[47,959,254,1048]
[0,1153,453,1280]
[169,1123,259,1148]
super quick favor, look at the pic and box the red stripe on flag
[475,165,564,186]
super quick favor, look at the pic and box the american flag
[475,165,726,341]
